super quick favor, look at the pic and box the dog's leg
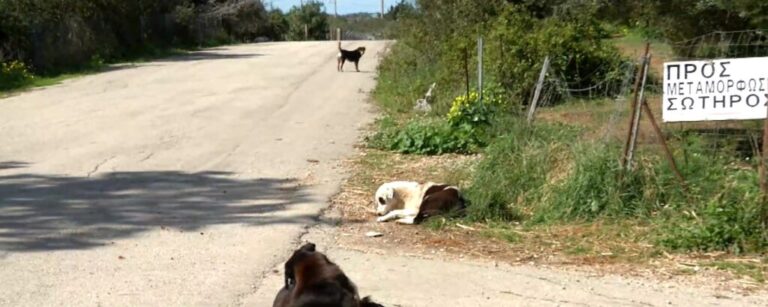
[376,209,417,222]
[354,60,360,72]
[339,58,345,72]
[395,214,418,224]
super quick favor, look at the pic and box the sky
[266,0,407,15]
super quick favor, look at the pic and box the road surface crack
[139,152,154,162]
[87,156,115,178]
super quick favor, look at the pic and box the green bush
[369,86,509,155]
[373,2,625,115]
[446,84,507,127]
[367,117,484,155]
[0,1,288,73]
[286,2,329,40]
[0,61,34,91]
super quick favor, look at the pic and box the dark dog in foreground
[337,42,366,72]
[273,243,384,307]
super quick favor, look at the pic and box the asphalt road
[0,41,383,306]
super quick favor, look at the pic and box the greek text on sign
[663,57,768,122]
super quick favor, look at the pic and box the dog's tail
[338,41,342,51]
[360,296,385,307]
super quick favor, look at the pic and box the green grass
[366,20,768,258]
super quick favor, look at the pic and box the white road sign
[663,57,768,122]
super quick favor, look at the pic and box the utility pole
[334,0,338,17]
[381,0,384,18]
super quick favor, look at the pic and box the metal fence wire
[529,29,768,161]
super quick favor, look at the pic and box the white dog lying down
[374,181,466,224]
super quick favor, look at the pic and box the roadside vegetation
[366,0,768,269]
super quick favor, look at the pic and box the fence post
[336,28,341,41]
[477,37,484,103]
[464,47,470,99]
[625,52,651,169]
[622,42,651,169]
[641,97,687,189]
[527,56,550,124]
[761,102,768,231]
[304,24,309,40]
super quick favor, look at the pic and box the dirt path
[0,41,386,306]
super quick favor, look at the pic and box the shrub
[367,117,484,155]
[0,61,34,91]
[373,2,625,115]
[446,84,507,127]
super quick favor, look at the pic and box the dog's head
[282,242,317,289]
[357,47,366,55]
[275,242,372,307]
[374,181,419,216]
[374,183,398,216]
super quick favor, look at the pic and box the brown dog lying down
[273,243,384,307]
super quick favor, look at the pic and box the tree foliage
[0,0,289,72]
[286,1,329,41]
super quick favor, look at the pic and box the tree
[385,0,417,20]
[266,9,289,41]
[286,1,329,41]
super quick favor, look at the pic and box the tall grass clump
[656,136,768,253]
[538,143,681,222]
[462,127,768,252]
[463,122,579,221]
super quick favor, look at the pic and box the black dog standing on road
[337,42,366,72]
[273,243,384,307]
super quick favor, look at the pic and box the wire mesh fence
[526,29,768,164]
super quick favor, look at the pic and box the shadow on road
[0,163,310,252]
[0,161,28,170]
[160,51,262,62]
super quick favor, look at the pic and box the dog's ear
[284,243,317,288]
[300,242,316,252]
[385,187,394,200]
